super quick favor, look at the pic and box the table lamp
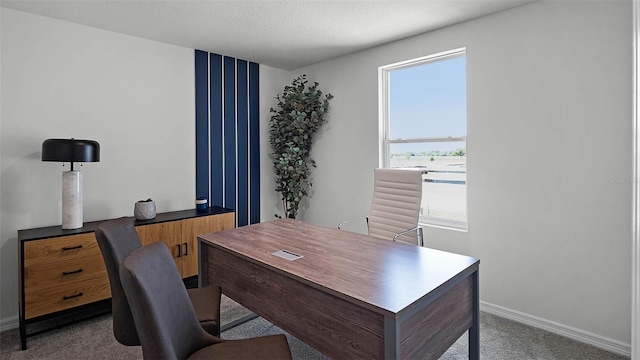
[42,138,100,229]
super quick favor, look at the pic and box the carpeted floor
[0,295,629,359]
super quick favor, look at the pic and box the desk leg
[469,269,479,360]
[198,239,203,288]
[19,317,26,350]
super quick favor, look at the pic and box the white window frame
[378,47,468,231]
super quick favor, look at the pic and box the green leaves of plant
[269,74,332,219]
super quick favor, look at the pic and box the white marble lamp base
[62,170,83,229]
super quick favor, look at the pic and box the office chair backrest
[95,217,142,346]
[368,168,423,245]
[120,242,222,359]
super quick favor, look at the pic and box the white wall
[0,9,196,323]
[262,0,632,348]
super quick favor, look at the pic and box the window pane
[388,142,467,223]
[389,56,466,139]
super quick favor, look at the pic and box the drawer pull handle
[183,243,188,256]
[63,269,83,276]
[63,292,83,300]
[176,244,181,258]
[62,245,83,251]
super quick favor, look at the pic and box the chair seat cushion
[188,334,293,360]
[187,285,222,336]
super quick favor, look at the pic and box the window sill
[419,218,468,232]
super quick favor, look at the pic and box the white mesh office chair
[339,168,424,246]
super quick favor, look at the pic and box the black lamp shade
[42,138,100,163]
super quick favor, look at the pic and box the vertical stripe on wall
[223,57,236,214]
[195,51,260,227]
[209,54,224,207]
[249,62,260,224]
[236,60,249,227]
[194,50,209,200]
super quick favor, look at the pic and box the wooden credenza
[17,207,234,350]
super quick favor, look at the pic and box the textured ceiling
[1,0,536,70]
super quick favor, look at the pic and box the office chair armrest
[338,216,368,229]
[393,226,424,246]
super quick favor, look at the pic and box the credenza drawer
[23,233,102,266]
[24,276,111,319]
[24,253,108,292]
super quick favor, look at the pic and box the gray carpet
[0,295,629,359]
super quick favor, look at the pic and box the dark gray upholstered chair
[120,242,293,360]
[95,217,222,346]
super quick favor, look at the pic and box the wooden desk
[198,219,479,359]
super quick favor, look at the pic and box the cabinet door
[136,222,182,273]
[181,213,235,277]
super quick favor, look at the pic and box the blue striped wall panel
[236,60,249,227]
[195,50,209,200]
[209,54,224,206]
[249,62,260,224]
[195,50,260,226]
[223,57,236,212]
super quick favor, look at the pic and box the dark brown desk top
[198,218,479,317]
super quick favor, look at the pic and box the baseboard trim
[0,316,19,332]
[480,301,631,357]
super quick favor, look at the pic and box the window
[379,48,467,230]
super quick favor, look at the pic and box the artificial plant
[269,74,333,219]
